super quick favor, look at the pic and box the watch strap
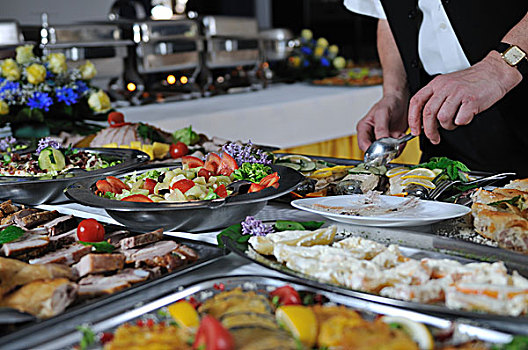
[496,42,528,78]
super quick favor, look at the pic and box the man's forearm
[378,19,409,99]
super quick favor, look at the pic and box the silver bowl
[0,148,150,205]
[65,165,305,232]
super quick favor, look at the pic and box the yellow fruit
[380,316,434,350]
[152,142,170,159]
[386,166,410,178]
[400,177,436,189]
[141,144,154,160]
[130,141,142,150]
[401,168,436,180]
[276,305,317,348]
[167,301,200,329]
[309,169,333,179]
[102,142,118,148]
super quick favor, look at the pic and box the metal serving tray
[0,148,149,205]
[0,229,226,349]
[222,225,528,334]
[34,275,513,350]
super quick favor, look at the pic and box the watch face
[504,46,526,66]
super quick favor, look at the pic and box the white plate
[291,195,471,227]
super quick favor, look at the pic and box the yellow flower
[15,45,35,64]
[0,100,9,115]
[0,59,21,81]
[47,53,67,74]
[314,46,324,58]
[79,60,97,80]
[88,90,111,113]
[301,29,313,41]
[329,45,339,56]
[333,56,346,69]
[289,56,301,68]
[316,38,329,48]
[26,63,47,85]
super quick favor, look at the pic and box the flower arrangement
[0,45,112,138]
[286,29,346,80]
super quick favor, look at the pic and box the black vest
[380,0,528,176]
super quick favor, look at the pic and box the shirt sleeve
[343,0,386,20]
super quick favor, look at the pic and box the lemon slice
[167,301,199,329]
[386,166,410,178]
[400,177,436,189]
[276,305,317,348]
[401,168,436,180]
[380,316,434,350]
[38,148,66,172]
[309,169,333,179]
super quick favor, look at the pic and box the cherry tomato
[106,176,129,194]
[220,152,238,171]
[214,184,228,198]
[121,194,153,202]
[142,178,157,194]
[170,142,189,159]
[99,333,114,344]
[269,285,301,306]
[259,172,279,188]
[107,112,130,128]
[198,168,212,182]
[182,155,204,168]
[77,219,105,242]
[204,153,222,174]
[95,179,114,195]
[193,315,234,350]
[248,183,266,193]
[171,178,195,193]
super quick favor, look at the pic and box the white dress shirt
[344,0,471,75]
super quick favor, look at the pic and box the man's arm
[356,19,410,151]
[408,12,528,144]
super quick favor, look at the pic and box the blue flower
[0,81,20,98]
[27,91,53,112]
[303,60,310,67]
[46,69,55,80]
[320,57,330,67]
[301,46,313,55]
[55,86,79,106]
[74,80,89,94]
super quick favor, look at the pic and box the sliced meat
[73,254,125,278]
[106,230,131,246]
[174,244,199,261]
[29,244,92,265]
[39,215,77,236]
[142,253,185,272]
[119,229,164,250]
[1,208,38,225]
[78,269,150,297]
[49,228,78,249]
[1,236,49,258]
[15,210,60,229]
[123,240,178,266]
[0,200,18,218]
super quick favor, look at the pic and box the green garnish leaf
[76,325,96,350]
[173,125,199,145]
[491,335,528,350]
[388,322,402,330]
[217,223,243,249]
[204,188,219,200]
[271,295,280,307]
[489,196,523,209]
[79,241,115,253]
[275,220,325,231]
[137,123,166,143]
[233,163,272,183]
[0,226,25,244]
[414,157,470,182]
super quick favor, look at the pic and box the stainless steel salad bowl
[0,148,150,204]
[65,164,305,232]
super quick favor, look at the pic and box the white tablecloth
[121,83,382,148]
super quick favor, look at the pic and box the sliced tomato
[218,167,233,176]
[204,153,222,174]
[142,178,157,194]
[269,285,301,306]
[193,315,234,350]
[214,184,228,198]
[220,152,238,171]
[182,155,204,168]
[121,194,153,202]
[198,168,212,182]
[96,179,114,194]
[248,183,266,193]
[106,176,130,194]
[170,142,189,159]
[171,178,195,193]
[259,172,279,188]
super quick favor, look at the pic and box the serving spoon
[363,133,416,167]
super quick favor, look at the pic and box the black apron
[380,0,528,177]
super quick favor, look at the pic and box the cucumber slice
[38,148,66,172]
[299,161,316,172]
[279,155,313,163]
[280,163,302,171]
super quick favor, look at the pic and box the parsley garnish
[79,241,115,253]
[0,226,25,244]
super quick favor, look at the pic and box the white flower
[15,45,35,64]
[47,53,67,74]
[79,60,97,80]
[301,29,313,41]
[88,90,111,113]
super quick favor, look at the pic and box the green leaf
[275,220,305,231]
[79,240,115,253]
[299,221,325,230]
[489,196,522,208]
[216,223,243,248]
[0,226,25,244]
[76,325,96,350]
[236,235,252,243]
[172,125,199,145]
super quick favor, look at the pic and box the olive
[157,173,165,183]
[335,179,363,195]
[295,178,316,195]
[405,184,428,199]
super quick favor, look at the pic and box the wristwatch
[496,42,528,78]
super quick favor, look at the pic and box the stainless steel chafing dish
[0,20,26,59]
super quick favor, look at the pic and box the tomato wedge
[107,111,130,128]
[95,179,114,194]
[220,152,238,171]
[193,315,234,350]
[171,178,195,193]
[270,285,301,306]
[248,183,266,193]
[198,168,212,182]
[106,176,130,194]
[182,155,204,168]
[259,172,279,188]
[142,178,157,194]
[204,153,222,174]
[214,184,228,198]
[121,194,153,202]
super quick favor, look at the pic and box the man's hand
[357,92,409,151]
[408,52,522,144]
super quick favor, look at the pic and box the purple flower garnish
[222,141,271,165]
[28,91,53,112]
[36,137,61,154]
[0,136,16,152]
[241,216,274,236]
